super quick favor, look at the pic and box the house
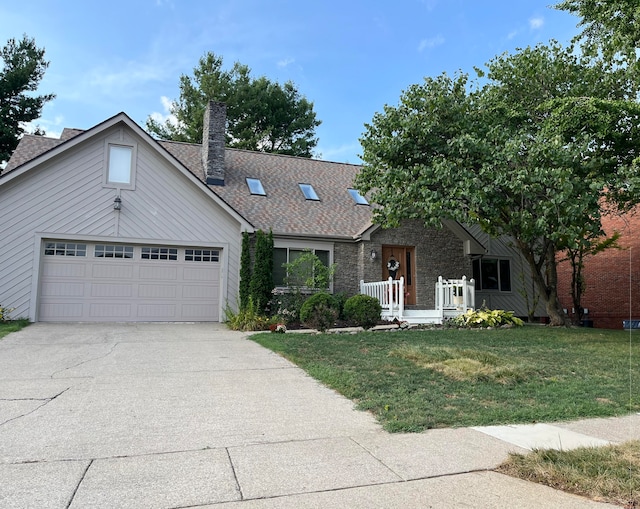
[1,102,532,324]
[556,210,640,329]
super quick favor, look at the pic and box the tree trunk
[518,239,572,327]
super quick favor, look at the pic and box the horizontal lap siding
[0,124,243,320]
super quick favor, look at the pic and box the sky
[0,1,582,164]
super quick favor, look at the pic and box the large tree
[356,42,640,326]
[147,52,321,157]
[555,0,640,73]
[0,35,54,166]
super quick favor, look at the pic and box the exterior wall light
[113,196,122,211]
[370,249,377,260]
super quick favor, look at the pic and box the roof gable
[1,113,253,232]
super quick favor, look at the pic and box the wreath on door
[387,256,400,278]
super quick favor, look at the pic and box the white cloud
[149,96,178,128]
[529,17,544,30]
[277,57,295,68]
[316,142,361,163]
[507,30,519,40]
[418,35,445,52]
[21,114,65,139]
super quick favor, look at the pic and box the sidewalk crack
[226,447,244,501]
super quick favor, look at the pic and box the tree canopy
[356,42,640,325]
[555,0,640,73]
[146,52,321,157]
[0,35,54,166]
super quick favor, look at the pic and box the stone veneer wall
[279,220,473,307]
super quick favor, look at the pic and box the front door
[381,245,416,305]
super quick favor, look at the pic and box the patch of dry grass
[497,441,640,507]
[389,345,535,384]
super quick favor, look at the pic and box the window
[95,245,134,258]
[273,247,331,287]
[141,247,178,260]
[348,188,369,205]
[246,178,266,196]
[473,258,511,292]
[107,145,133,185]
[185,249,220,262]
[44,242,87,257]
[299,183,320,201]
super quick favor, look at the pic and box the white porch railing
[360,277,405,318]
[360,275,475,323]
[435,276,475,313]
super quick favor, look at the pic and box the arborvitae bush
[343,294,382,329]
[239,231,251,310]
[249,229,274,313]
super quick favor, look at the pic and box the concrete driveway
[0,323,620,508]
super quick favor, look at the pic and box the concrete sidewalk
[0,323,636,508]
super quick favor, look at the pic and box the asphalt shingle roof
[4,125,374,239]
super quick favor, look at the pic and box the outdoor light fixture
[370,249,377,260]
[113,196,122,211]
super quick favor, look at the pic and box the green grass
[0,319,29,340]
[498,441,640,507]
[252,326,639,432]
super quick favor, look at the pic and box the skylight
[299,183,320,201]
[246,178,266,196]
[348,188,369,205]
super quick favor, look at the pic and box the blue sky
[1,1,581,163]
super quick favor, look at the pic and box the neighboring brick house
[1,102,492,323]
[557,210,640,329]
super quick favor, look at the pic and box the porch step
[383,308,444,325]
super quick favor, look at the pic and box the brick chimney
[202,101,226,186]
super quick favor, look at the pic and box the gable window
[473,258,511,292]
[107,145,133,185]
[348,188,369,205]
[246,178,266,196]
[273,247,331,287]
[44,242,87,257]
[299,183,320,201]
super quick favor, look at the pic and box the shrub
[269,288,306,323]
[300,292,339,332]
[249,230,274,313]
[451,308,524,328]
[0,305,14,322]
[224,298,277,331]
[343,294,382,329]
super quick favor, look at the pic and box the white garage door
[38,241,221,322]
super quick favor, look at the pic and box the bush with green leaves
[224,298,277,331]
[451,308,524,329]
[299,292,339,332]
[0,305,14,322]
[343,294,382,329]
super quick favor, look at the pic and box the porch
[360,276,475,325]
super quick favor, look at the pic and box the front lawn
[252,326,639,432]
[0,319,29,340]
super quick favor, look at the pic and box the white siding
[0,124,243,321]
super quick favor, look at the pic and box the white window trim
[104,140,137,190]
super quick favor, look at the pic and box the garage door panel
[182,284,218,299]
[39,243,221,322]
[40,282,85,297]
[89,303,132,318]
[138,284,177,298]
[91,283,134,298]
[139,266,177,280]
[43,262,86,278]
[137,304,177,318]
[40,302,84,318]
[183,267,219,281]
[92,264,134,279]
